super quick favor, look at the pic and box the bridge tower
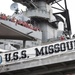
[12,0,61,43]
[12,0,71,42]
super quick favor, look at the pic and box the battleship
[0,0,75,75]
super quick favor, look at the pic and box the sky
[0,0,75,35]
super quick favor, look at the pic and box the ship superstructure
[0,0,69,50]
[12,0,63,43]
[1,0,75,75]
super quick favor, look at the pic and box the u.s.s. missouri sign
[0,39,75,65]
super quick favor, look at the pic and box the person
[60,35,65,41]
[58,32,65,41]
[72,34,75,38]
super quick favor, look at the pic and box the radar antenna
[10,3,19,14]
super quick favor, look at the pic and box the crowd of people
[0,13,40,31]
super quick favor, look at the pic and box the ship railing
[42,36,67,45]
[25,9,49,19]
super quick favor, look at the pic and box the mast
[52,0,71,38]
[64,0,71,37]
